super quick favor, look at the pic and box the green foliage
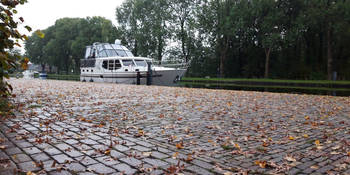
[116,0,171,61]
[24,0,350,80]
[0,0,30,98]
[25,17,120,73]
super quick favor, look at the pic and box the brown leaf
[51,160,56,168]
[176,142,184,149]
[185,154,193,162]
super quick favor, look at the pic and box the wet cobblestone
[0,79,349,174]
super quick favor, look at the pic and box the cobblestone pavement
[0,79,349,175]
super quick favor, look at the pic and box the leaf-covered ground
[0,79,349,174]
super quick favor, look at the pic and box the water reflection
[180,83,350,97]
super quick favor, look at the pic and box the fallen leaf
[234,143,241,150]
[142,152,152,157]
[303,134,309,138]
[255,160,266,168]
[310,165,319,169]
[26,171,36,175]
[0,145,7,149]
[176,142,184,149]
[315,140,320,146]
[186,154,193,162]
[172,152,179,159]
[104,149,111,155]
[330,151,340,155]
[289,136,295,140]
[285,156,296,162]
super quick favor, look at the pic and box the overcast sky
[17,0,125,34]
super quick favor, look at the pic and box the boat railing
[153,60,189,69]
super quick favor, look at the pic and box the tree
[0,0,31,97]
[25,17,119,73]
[116,0,170,61]
[251,0,286,78]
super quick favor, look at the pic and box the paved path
[0,79,349,175]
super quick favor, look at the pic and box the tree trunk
[327,27,333,80]
[264,48,271,78]
[219,37,229,78]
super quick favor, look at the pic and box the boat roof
[85,41,135,59]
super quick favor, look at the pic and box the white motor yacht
[80,40,187,86]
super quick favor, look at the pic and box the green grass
[182,77,350,85]
[47,74,80,81]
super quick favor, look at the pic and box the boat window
[125,51,134,57]
[102,60,108,69]
[134,60,147,67]
[122,60,134,66]
[104,45,113,50]
[116,50,127,57]
[112,44,123,50]
[85,47,91,59]
[99,50,108,57]
[105,50,118,57]
[108,60,114,70]
[115,60,122,69]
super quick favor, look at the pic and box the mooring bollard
[146,62,152,85]
[136,71,141,85]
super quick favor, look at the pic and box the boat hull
[80,69,186,86]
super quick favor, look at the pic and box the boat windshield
[134,59,147,67]
[87,43,134,58]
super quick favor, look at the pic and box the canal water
[179,83,350,97]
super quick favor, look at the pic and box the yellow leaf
[227,102,232,107]
[35,30,45,38]
[254,160,266,168]
[303,134,309,138]
[289,136,295,140]
[172,152,179,159]
[304,116,310,120]
[315,140,320,146]
[234,143,241,150]
[27,171,36,175]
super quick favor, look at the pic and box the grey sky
[17,0,124,34]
